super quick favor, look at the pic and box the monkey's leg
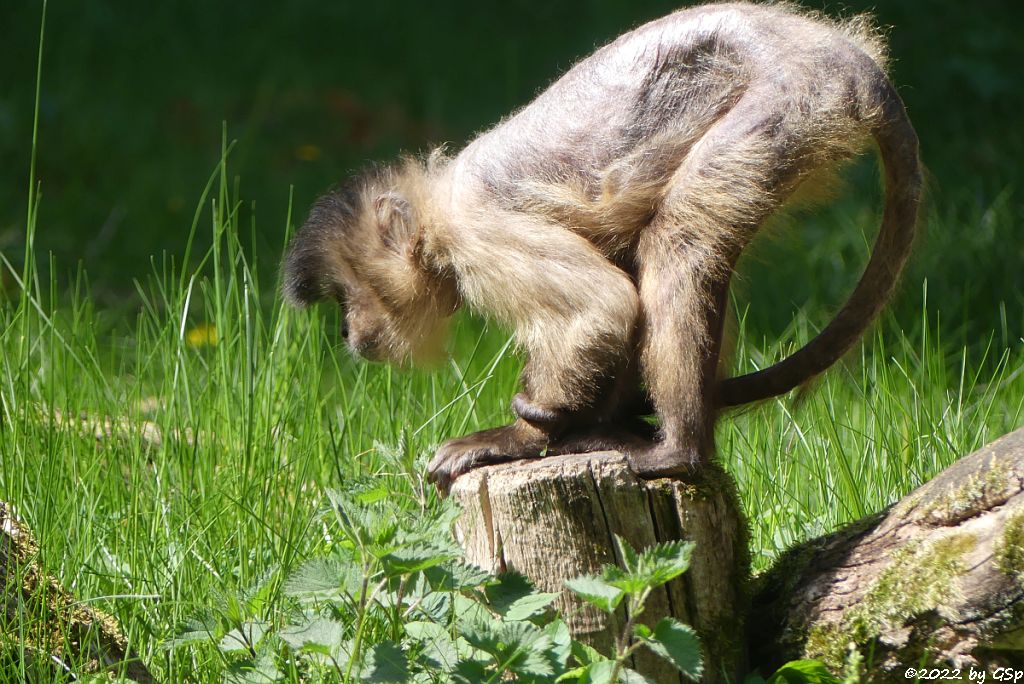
[630,104,790,475]
[428,212,640,491]
[631,233,734,476]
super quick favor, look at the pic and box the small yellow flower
[186,323,218,348]
[295,144,322,162]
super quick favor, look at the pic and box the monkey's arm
[426,207,640,489]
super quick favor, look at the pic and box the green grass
[2,2,1024,680]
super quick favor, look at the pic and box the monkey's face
[283,170,456,366]
[328,270,393,362]
[330,255,447,365]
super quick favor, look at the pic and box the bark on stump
[450,451,749,683]
[1,501,153,682]
[751,427,1024,675]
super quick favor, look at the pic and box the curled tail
[717,80,923,408]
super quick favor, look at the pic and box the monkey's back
[455,2,889,224]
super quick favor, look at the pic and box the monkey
[282,2,922,492]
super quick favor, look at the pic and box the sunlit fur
[283,2,921,485]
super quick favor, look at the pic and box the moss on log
[1,501,153,682]
[750,428,1024,675]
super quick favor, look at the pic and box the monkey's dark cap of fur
[282,180,364,307]
[282,167,394,307]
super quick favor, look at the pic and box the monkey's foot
[428,423,547,494]
[625,442,703,479]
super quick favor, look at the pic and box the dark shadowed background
[1,0,1022,344]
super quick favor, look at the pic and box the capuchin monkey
[282,2,922,491]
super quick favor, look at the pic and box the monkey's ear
[373,193,417,252]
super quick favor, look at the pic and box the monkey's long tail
[717,80,923,408]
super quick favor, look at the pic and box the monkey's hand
[428,420,550,494]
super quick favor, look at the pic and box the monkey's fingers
[427,426,544,495]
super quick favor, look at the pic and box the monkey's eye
[329,286,350,317]
[330,284,348,308]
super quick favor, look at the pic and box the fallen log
[0,501,153,682]
[750,428,1024,674]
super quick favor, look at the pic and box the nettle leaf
[557,666,591,682]
[284,556,354,599]
[459,615,504,656]
[278,617,346,656]
[614,535,641,574]
[452,659,491,684]
[360,641,409,683]
[504,590,560,621]
[766,659,841,684]
[413,587,452,622]
[637,540,695,588]
[483,571,537,614]
[218,620,270,653]
[165,612,222,648]
[407,497,462,536]
[404,620,444,640]
[581,660,617,684]
[501,622,555,678]
[224,654,282,684]
[380,539,460,577]
[565,575,625,613]
[353,482,390,505]
[633,623,652,639]
[644,618,702,680]
[453,592,493,626]
[543,618,572,669]
[571,661,657,684]
[423,561,491,592]
[461,618,553,677]
[619,667,658,683]
[570,639,606,667]
[404,621,459,670]
[601,564,648,596]
[234,569,279,618]
[326,488,399,550]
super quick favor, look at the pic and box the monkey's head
[282,160,459,365]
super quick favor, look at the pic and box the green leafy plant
[744,659,842,684]
[167,479,708,683]
[563,536,701,683]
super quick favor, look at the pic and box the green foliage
[642,620,701,676]
[562,576,624,614]
[160,481,570,681]
[164,484,710,683]
[564,536,701,683]
[745,659,843,684]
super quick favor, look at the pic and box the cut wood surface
[750,427,1024,673]
[451,451,749,683]
[0,501,153,682]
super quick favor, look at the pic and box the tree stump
[750,427,1024,674]
[1,501,153,682]
[450,451,749,683]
